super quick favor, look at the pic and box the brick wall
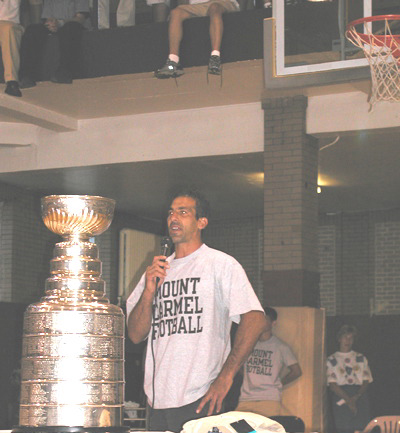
[263,96,319,274]
[318,223,336,316]
[11,193,57,303]
[374,220,400,315]
[341,212,373,315]
[319,209,400,316]
[262,95,319,307]
[0,183,57,304]
[0,200,12,302]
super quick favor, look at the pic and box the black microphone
[160,236,172,258]
[156,236,172,290]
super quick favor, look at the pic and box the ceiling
[0,154,265,222]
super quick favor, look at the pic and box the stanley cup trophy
[13,195,129,433]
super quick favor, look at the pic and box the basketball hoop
[346,15,400,107]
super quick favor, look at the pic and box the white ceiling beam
[0,102,264,173]
[0,94,78,132]
[307,92,400,135]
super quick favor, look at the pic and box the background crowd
[0,0,300,97]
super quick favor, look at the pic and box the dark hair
[337,324,358,341]
[170,188,210,220]
[263,306,278,322]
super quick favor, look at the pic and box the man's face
[167,196,207,245]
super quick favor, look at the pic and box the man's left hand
[196,373,233,416]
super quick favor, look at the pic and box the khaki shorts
[178,0,238,17]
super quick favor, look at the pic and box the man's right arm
[127,255,169,344]
[127,288,155,343]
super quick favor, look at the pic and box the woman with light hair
[327,325,373,433]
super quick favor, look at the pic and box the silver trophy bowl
[41,195,115,239]
[14,195,128,433]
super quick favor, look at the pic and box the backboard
[264,0,389,89]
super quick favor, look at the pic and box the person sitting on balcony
[19,0,90,88]
[0,0,24,97]
[154,0,239,78]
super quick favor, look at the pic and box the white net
[346,17,400,106]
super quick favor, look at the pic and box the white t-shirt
[239,335,298,402]
[0,0,20,23]
[126,243,263,409]
[326,350,373,386]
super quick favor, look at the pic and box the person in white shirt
[126,188,266,432]
[327,324,373,433]
[236,306,302,417]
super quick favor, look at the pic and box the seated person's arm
[44,18,58,32]
[281,362,301,385]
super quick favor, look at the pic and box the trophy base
[12,426,131,433]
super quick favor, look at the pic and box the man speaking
[127,189,266,432]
